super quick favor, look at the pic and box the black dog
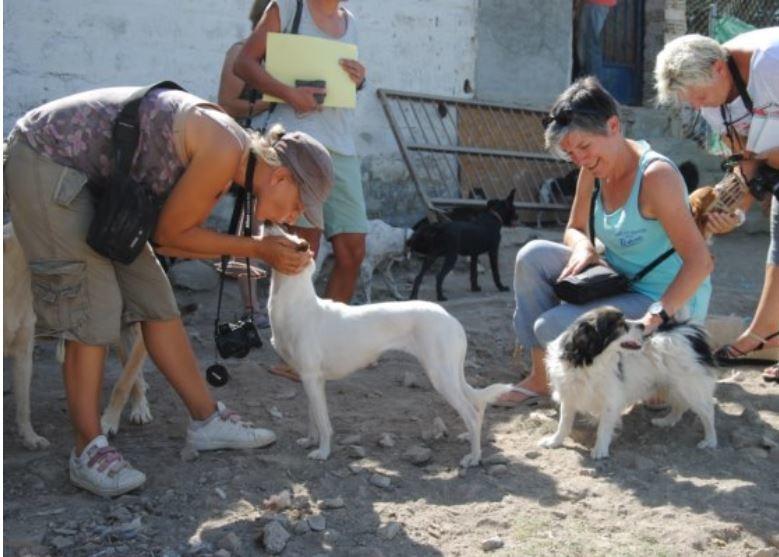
[408,189,516,301]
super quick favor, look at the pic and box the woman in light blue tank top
[497,78,713,406]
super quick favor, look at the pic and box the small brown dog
[689,171,747,235]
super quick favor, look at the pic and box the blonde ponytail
[248,124,286,167]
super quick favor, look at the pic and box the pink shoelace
[217,407,252,428]
[87,446,128,476]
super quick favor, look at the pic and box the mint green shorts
[298,151,368,239]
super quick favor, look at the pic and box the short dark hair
[544,77,620,157]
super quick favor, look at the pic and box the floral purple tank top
[13,87,208,196]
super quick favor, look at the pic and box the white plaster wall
[3,0,479,160]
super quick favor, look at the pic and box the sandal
[492,385,545,408]
[714,330,779,367]
[762,363,779,383]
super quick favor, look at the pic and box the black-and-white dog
[540,307,717,459]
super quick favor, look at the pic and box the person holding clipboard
[235,0,367,382]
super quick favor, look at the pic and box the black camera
[214,319,262,359]
[295,79,326,105]
[747,163,779,201]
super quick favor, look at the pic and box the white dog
[315,219,412,303]
[268,227,512,467]
[540,306,717,459]
[3,223,150,448]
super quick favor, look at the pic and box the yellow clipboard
[262,32,358,109]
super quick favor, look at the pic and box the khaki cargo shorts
[4,134,179,346]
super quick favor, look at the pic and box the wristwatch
[648,301,670,325]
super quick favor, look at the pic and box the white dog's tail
[464,383,514,411]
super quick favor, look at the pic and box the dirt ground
[3,224,779,557]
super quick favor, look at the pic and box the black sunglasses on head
[541,108,608,130]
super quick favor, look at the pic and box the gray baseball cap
[274,131,334,229]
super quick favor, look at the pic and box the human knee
[514,239,555,282]
[532,314,563,348]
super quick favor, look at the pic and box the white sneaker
[69,435,146,497]
[187,402,277,451]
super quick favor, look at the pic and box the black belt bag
[86,174,163,264]
[86,81,184,264]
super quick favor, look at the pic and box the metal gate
[376,88,575,223]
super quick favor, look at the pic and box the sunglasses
[541,108,607,130]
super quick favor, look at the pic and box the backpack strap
[260,0,304,132]
[113,81,185,175]
[290,0,303,34]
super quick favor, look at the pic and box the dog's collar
[488,209,504,226]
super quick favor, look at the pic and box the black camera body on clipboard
[295,79,326,105]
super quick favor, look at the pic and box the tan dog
[3,223,150,448]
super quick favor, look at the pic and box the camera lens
[206,363,230,387]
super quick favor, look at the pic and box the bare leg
[729,264,779,352]
[63,341,108,455]
[140,319,215,421]
[495,346,550,405]
[326,233,366,303]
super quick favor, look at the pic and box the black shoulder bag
[553,181,675,304]
[86,81,184,264]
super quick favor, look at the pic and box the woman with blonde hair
[4,84,333,496]
[655,29,779,381]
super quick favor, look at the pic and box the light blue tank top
[593,141,711,323]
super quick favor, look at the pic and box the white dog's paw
[697,438,717,449]
[590,445,610,459]
[20,430,50,450]
[101,413,121,436]
[457,432,470,443]
[538,435,563,449]
[129,398,153,425]
[459,453,481,468]
[296,437,317,449]
[307,447,331,461]
[651,415,678,428]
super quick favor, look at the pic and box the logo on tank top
[615,228,646,248]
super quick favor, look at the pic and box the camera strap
[214,151,257,337]
[719,55,753,154]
